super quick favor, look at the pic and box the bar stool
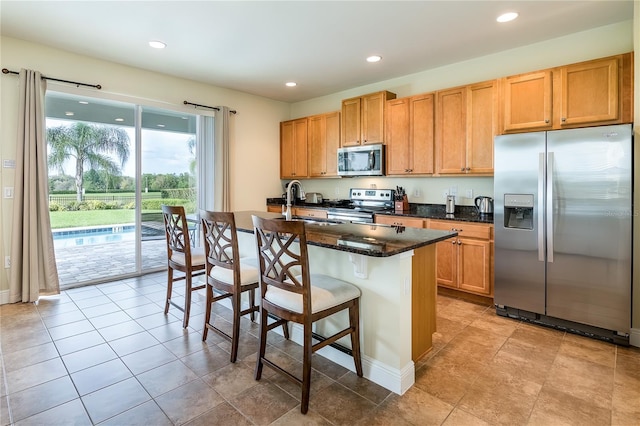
[161,204,206,328]
[200,211,262,362]
[251,215,363,414]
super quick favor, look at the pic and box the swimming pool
[53,225,136,248]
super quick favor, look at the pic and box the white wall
[0,36,290,292]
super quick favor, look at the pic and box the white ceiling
[1,1,634,103]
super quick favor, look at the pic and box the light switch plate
[3,187,13,198]
[466,189,473,199]
[3,159,16,168]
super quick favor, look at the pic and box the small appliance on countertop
[474,196,493,214]
[445,195,455,214]
[305,192,323,204]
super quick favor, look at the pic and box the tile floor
[1,272,639,425]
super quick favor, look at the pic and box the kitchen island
[233,211,456,394]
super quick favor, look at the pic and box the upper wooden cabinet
[341,90,396,146]
[501,53,633,133]
[386,93,435,176]
[280,118,308,179]
[435,80,496,175]
[308,111,340,177]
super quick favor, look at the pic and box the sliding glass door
[46,91,200,288]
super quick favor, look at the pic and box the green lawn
[50,209,158,229]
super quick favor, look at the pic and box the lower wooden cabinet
[374,215,425,228]
[428,220,493,297]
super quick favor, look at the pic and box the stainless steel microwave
[337,144,385,176]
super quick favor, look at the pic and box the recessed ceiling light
[285,82,297,87]
[366,55,382,63]
[78,101,89,105]
[497,12,518,23]
[157,124,166,128]
[64,111,74,116]
[149,40,166,49]
[115,118,124,122]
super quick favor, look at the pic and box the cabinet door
[361,92,386,144]
[560,57,618,126]
[324,111,340,176]
[466,81,495,174]
[386,98,411,175]
[435,239,457,288]
[308,112,340,177]
[457,238,492,295]
[280,120,296,178]
[436,87,466,174]
[281,118,308,179]
[410,93,435,174]
[502,71,552,132]
[341,97,361,146]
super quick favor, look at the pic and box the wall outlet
[4,187,14,199]
[449,186,458,196]
[466,189,473,199]
[413,189,422,198]
[4,256,10,269]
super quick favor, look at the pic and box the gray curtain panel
[9,69,60,302]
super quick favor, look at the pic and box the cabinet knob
[451,240,456,244]
[466,167,471,171]
[457,240,462,245]
[561,117,566,122]
[461,167,465,172]
[545,119,550,124]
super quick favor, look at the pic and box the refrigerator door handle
[547,152,554,263]
[538,153,545,262]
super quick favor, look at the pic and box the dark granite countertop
[234,210,457,258]
[266,199,493,224]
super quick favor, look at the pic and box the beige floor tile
[154,379,225,425]
[8,376,79,423]
[184,401,254,426]
[488,337,556,385]
[441,407,491,426]
[202,361,260,398]
[558,334,616,368]
[5,357,68,395]
[528,385,611,426]
[1,341,59,373]
[136,359,199,397]
[120,343,177,375]
[545,353,614,409]
[97,399,172,425]
[180,344,233,376]
[61,343,118,373]
[309,382,378,425]
[337,371,392,404]
[70,358,132,396]
[457,367,541,425]
[13,398,92,426]
[469,309,519,337]
[358,386,453,426]
[230,381,299,424]
[81,377,151,424]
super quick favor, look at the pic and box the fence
[49,192,162,204]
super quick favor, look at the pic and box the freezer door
[494,132,546,314]
[546,124,632,333]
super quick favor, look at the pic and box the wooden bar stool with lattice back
[200,210,289,362]
[252,215,363,414]
[161,204,206,328]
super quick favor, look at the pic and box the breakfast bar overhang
[232,211,457,394]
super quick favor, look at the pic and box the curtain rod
[183,100,237,114]
[2,68,102,89]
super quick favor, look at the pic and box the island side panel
[411,244,437,361]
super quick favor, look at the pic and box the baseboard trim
[288,323,413,395]
[0,290,10,305]
[630,328,640,348]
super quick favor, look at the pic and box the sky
[47,119,195,177]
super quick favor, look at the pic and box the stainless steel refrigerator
[494,124,632,344]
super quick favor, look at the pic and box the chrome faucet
[284,180,306,220]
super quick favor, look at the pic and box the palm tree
[47,122,130,201]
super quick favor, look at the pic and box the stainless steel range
[327,188,395,223]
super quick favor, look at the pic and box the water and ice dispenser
[503,194,534,230]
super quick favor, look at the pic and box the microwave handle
[368,150,375,170]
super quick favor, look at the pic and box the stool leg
[164,267,174,315]
[202,283,212,341]
[249,289,256,322]
[349,301,363,377]
[255,306,268,380]
[230,291,241,362]
[300,320,313,414]
[183,274,192,328]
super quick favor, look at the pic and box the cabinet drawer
[294,208,328,219]
[375,215,425,228]
[429,220,492,239]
